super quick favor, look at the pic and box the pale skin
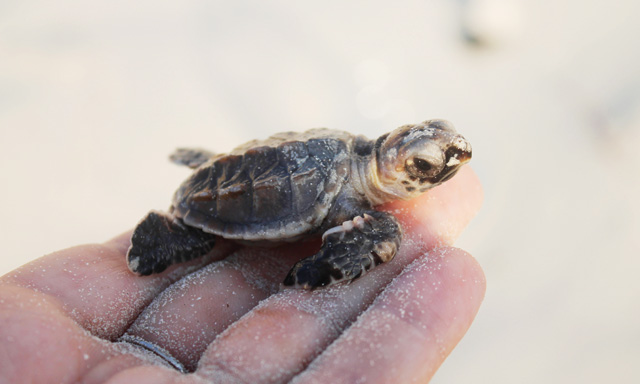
[0,167,484,384]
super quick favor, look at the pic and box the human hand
[0,167,484,384]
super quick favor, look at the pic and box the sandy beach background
[1,0,639,382]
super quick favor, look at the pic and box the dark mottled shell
[171,129,353,241]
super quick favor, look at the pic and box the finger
[84,365,186,384]
[0,283,101,383]
[291,247,486,384]
[0,282,175,383]
[122,245,304,372]
[0,231,236,340]
[379,165,483,247]
[195,167,482,383]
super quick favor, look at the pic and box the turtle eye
[413,158,431,173]
[406,157,436,178]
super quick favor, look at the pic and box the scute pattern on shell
[171,129,354,241]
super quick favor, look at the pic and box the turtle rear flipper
[170,148,217,169]
[283,211,402,289]
[127,211,217,275]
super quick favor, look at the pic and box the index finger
[0,230,236,340]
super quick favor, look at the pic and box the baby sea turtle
[127,120,472,289]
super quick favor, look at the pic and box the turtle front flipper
[170,148,217,169]
[127,211,217,275]
[283,211,402,289]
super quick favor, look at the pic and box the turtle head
[373,119,472,201]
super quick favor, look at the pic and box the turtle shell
[171,129,354,241]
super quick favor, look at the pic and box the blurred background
[1,0,639,382]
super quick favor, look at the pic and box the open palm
[0,167,484,384]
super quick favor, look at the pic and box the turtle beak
[429,143,471,184]
[450,135,472,164]
[458,149,472,164]
[444,136,472,166]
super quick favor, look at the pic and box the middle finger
[122,244,309,371]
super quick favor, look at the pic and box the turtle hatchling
[127,120,472,289]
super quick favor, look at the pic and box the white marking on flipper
[352,215,366,229]
[128,256,140,272]
[322,214,377,241]
[322,225,345,241]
